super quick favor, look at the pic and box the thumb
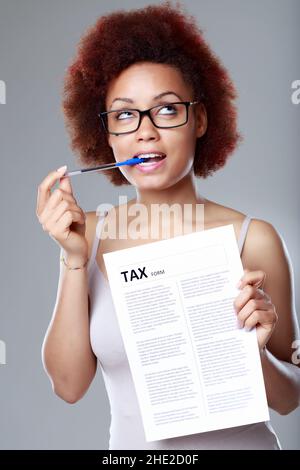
[58,175,74,195]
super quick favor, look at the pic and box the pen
[63,157,147,177]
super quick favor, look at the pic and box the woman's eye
[114,105,177,120]
[158,104,176,114]
[116,111,133,120]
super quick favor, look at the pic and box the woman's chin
[121,164,191,190]
[133,175,177,192]
[120,168,165,187]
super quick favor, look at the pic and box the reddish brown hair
[62,1,243,185]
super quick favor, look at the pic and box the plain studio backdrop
[0,0,299,450]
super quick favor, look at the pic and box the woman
[36,2,299,449]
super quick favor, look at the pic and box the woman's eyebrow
[109,91,183,109]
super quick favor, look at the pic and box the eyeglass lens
[105,102,187,134]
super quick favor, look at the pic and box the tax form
[103,224,269,442]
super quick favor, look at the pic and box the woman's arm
[41,211,98,403]
[240,219,300,415]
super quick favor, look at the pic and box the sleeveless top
[86,213,282,450]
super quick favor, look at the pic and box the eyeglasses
[98,101,200,135]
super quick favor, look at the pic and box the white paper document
[103,224,269,442]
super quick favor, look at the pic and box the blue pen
[63,157,147,177]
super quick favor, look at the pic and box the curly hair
[62,0,243,186]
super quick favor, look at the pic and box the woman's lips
[135,156,167,173]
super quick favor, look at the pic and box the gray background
[0,0,299,449]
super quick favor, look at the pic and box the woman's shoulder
[241,216,285,270]
[204,198,280,258]
[214,202,283,271]
[204,197,275,229]
[204,197,246,224]
[204,198,252,241]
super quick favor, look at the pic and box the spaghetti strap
[87,210,108,271]
[238,215,253,255]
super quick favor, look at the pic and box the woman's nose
[135,114,160,140]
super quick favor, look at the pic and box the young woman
[36,2,299,450]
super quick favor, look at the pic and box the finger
[233,284,260,313]
[244,309,277,332]
[58,174,74,196]
[42,209,81,235]
[237,298,271,328]
[257,287,271,302]
[38,189,77,224]
[53,210,85,240]
[47,188,76,211]
[237,269,266,290]
[51,202,84,225]
[36,166,67,216]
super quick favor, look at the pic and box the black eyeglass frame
[98,100,201,135]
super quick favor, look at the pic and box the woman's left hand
[233,269,278,351]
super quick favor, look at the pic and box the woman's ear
[195,103,207,139]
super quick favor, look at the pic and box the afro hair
[62,1,243,185]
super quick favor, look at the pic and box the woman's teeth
[137,154,166,165]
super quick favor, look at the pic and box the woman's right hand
[36,166,88,263]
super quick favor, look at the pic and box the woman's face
[105,62,207,190]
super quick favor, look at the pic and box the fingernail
[244,326,251,332]
[236,280,242,289]
[57,165,67,173]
